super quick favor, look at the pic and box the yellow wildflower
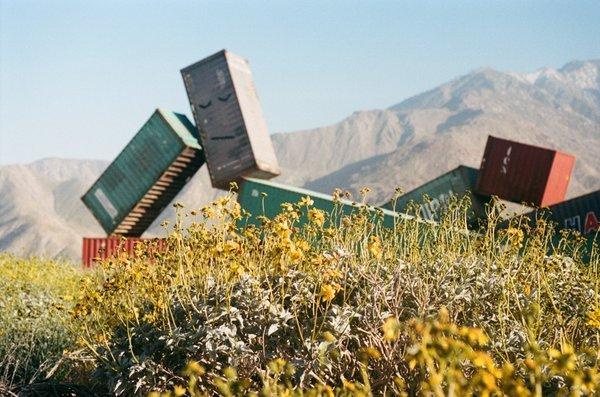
[548,344,576,371]
[506,227,524,248]
[367,236,382,259]
[321,331,336,342]
[471,351,496,371]
[382,316,401,341]
[289,247,303,263]
[173,385,186,396]
[299,196,314,207]
[523,358,537,371]
[295,239,310,252]
[224,240,240,253]
[459,327,488,346]
[342,380,357,391]
[308,208,325,227]
[320,284,337,301]
[281,202,294,212]
[480,372,497,391]
[201,205,215,218]
[268,358,288,374]
[358,346,381,362]
[586,306,600,329]
[274,220,292,239]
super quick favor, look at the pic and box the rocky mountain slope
[287,60,600,203]
[1,60,598,261]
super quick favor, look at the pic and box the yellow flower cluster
[367,236,382,259]
[506,227,525,248]
[307,208,325,227]
[320,283,339,302]
[587,306,600,329]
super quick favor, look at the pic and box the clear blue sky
[1,0,599,165]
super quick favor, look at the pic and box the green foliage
[1,192,598,395]
[71,194,599,396]
[0,253,82,392]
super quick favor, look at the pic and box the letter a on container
[181,50,281,190]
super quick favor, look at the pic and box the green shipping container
[382,166,490,226]
[237,178,406,229]
[82,109,205,236]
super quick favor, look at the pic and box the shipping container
[476,136,575,207]
[522,189,599,246]
[383,166,490,226]
[82,237,166,268]
[82,109,205,236]
[237,178,409,230]
[181,50,280,190]
[498,190,598,262]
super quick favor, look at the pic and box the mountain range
[1,60,599,261]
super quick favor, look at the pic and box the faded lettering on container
[94,188,118,220]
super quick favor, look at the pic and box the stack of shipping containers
[81,50,283,267]
[475,136,596,255]
[80,109,205,266]
[79,50,596,266]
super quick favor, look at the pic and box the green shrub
[0,253,81,392]
[72,194,599,395]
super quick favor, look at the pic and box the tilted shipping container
[82,237,166,268]
[81,109,205,236]
[476,136,575,207]
[383,165,490,226]
[181,50,280,190]
[237,178,407,230]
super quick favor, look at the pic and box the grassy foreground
[0,193,599,396]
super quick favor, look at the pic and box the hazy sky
[1,0,599,165]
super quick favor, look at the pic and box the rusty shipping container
[181,50,280,190]
[81,109,205,236]
[382,165,490,226]
[476,136,575,207]
[82,237,166,268]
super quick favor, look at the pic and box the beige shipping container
[181,50,280,190]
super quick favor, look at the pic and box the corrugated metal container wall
[526,189,599,236]
[181,50,280,190]
[505,190,599,262]
[476,136,575,207]
[383,166,490,226]
[237,178,404,229]
[81,109,205,236]
[82,237,166,268]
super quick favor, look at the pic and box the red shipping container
[82,237,166,268]
[476,136,575,207]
